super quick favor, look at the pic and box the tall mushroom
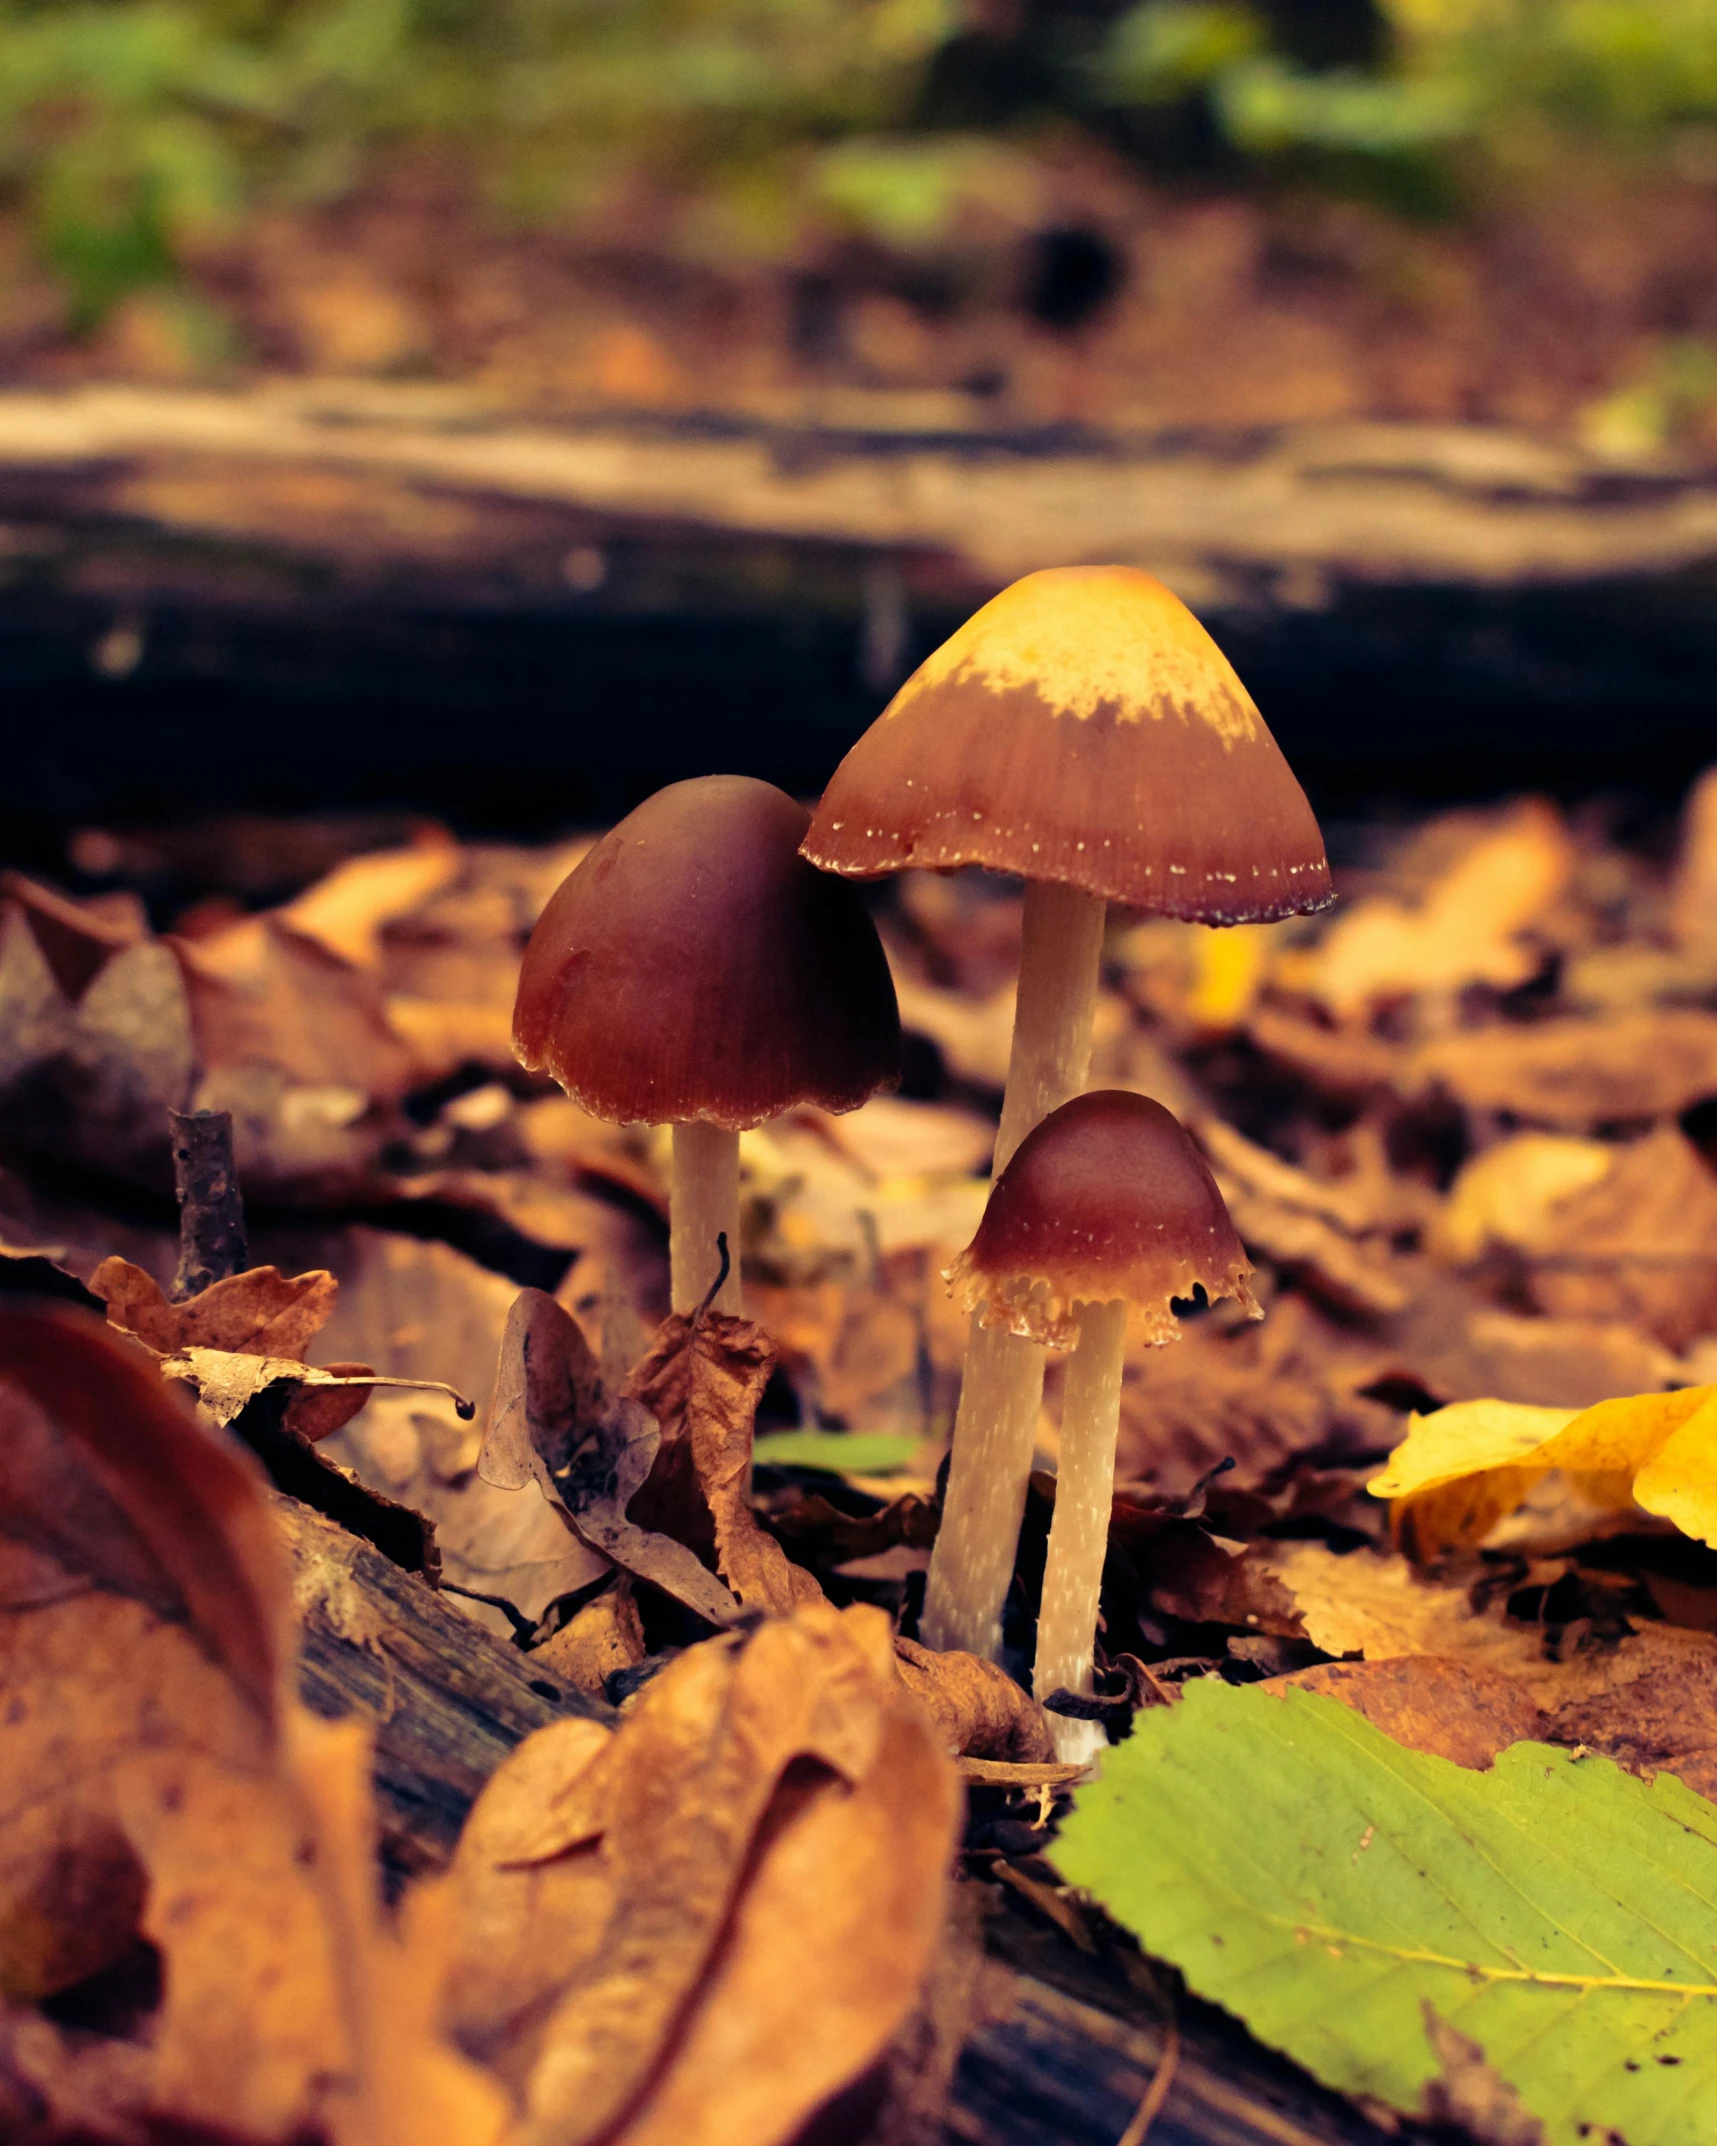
[948,1089,1257,1762]
[514,775,900,1315]
[803,565,1329,1657]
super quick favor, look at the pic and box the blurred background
[1,0,1716,862]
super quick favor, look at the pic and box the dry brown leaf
[1296,802,1572,1017]
[530,1576,647,1699]
[1214,1176,1411,1315]
[449,1602,958,2146]
[0,1301,505,2146]
[892,1635,1056,1762]
[90,1253,338,1358]
[1275,1656,1545,1771]
[1410,1009,1717,1128]
[279,835,462,970]
[480,1287,739,1628]
[1515,1126,1717,1349]
[627,1311,826,1616]
[1116,1293,1402,1498]
[174,913,420,1101]
[0,896,195,1186]
[319,1232,610,1621]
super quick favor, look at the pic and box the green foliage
[4,0,1717,327]
[0,0,966,321]
[751,1428,919,1474]
[1053,1680,1717,2145]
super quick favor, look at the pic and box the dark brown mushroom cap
[513,775,900,1128]
[947,1089,1258,1347]
[802,565,1331,923]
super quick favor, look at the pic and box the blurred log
[272,1492,611,1879]
[941,1884,1421,2146]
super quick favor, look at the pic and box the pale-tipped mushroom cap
[803,565,1331,923]
[946,1089,1258,1347]
[513,775,900,1128]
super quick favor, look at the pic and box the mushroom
[948,1088,1257,1762]
[802,564,1329,1657]
[514,775,900,1315]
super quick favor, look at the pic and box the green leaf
[1053,1680,1717,2146]
[751,1429,920,1475]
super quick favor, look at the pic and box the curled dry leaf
[480,1286,740,1628]
[893,1635,1056,1763]
[447,1601,960,2146]
[626,1309,826,1617]
[0,1302,506,2146]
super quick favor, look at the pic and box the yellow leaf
[1370,1387,1717,1558]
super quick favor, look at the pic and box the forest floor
[7,773,1717,2141]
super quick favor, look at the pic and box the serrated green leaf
[751,1429,918,1475]
[1053,1680,1717,2146]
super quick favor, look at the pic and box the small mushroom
[514,776,900,1315]
[948,1089,1257,1762]
[804,565,1328,1658]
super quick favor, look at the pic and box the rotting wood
[272,1492,612,1879]
[949,1894,1434,2146]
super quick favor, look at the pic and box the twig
[1115,2011,1180,2146]
[692,1230,732,1329]
[168,1107,247,1300]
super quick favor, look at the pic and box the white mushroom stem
[921,879,1107,1659]
[669,1120,744,1316]
[1034,1298,1128,1767]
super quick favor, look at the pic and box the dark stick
[168,1107,247,1300]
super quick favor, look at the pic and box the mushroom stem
[670,1121,744,1316]
[995,881,1109,1174]
[1034,1297,1128,1767]
[921,879,1107,1659]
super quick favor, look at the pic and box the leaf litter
[11,778,1717,2138]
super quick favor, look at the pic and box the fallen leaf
[1297,803,1572,1017]
[1431,1133,1616,1266]
[480,1287,740,1629]
[626,1311,825,1616]
[1671,762,1717,957]
[1277,1656,1545,1771]
[91,1253,339,1358]
[279,835,462,970]
[320,1232,610,1622]
[529,1576,647,1699]
[1370,1386,1717,1559]
[0,1301,506,2145]
[448,1601,959,2146]
[893,1635,1056,1762]
[1410,1009,1717,1128]
[1512,1127,1717,1349]
[1054,1678,1717,2146]
[0,896,194,1186]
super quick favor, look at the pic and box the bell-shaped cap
[947,1089,1258,1347]
[803,565,1331,924]
[514,775,900,1128]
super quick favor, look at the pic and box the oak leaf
[447,1600,959,2146]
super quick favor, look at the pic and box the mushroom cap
[513,775,900,1128]
[947,1089,1258,1347]
[802,565,1331,923]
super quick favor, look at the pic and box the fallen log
[272,1492,611,1879]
